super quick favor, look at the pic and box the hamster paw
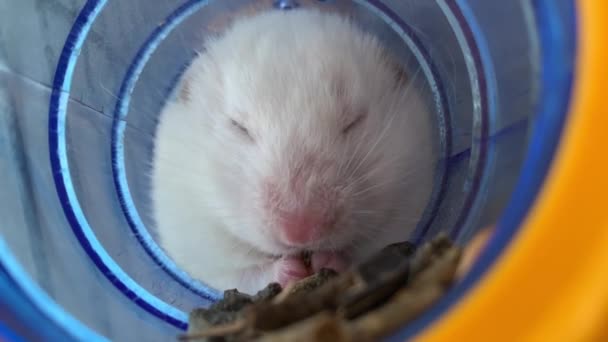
[274,255,312,287]
[311,251,348,273]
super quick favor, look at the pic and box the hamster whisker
[347,100,401,178]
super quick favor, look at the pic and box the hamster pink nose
[278,211,331,245]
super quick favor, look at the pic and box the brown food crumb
[273,268,338,304]
[252,283,283,303]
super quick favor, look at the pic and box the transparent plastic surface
[0,0,540,340]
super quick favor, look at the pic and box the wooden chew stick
[178,319,248,341]
[256,311,350,342]
[455,226,493,280]
[272,268,338,304]
[247,273,354,331]
[411,247,462,289]
[271,281,298,304]
[180,234,466,341]
[344,244,460,341]
[347,285,444,341]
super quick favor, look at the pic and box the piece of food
[180,233,469,342]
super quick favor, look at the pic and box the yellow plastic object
[415,1,608,341]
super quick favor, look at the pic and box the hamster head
[170,9,433,261]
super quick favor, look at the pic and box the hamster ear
[380,51,409,89]
[388,59,409,89]
[394,64,409,89]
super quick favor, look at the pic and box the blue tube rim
[0,236,108,342]
[111,0,221,302]
[0,320,24,342]
[387,0,577,339]
[0,321,22,342]
[49,0,190,330]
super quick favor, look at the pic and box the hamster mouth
[276,241,337,256]
[249,232,348,263]
[285,249,348,273]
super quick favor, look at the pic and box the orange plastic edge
[414,1,608,341]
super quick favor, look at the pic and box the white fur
[152,9,435,294]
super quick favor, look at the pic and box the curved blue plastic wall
[0,0,575,341]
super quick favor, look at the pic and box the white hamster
[152,8,435,294]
